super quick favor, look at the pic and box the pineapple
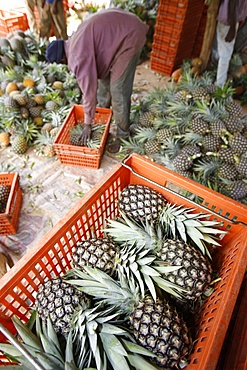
[218,163,240,180]
[222,180,247,200]
[139,111,155,127]
[201,134,221,152]
[0,131,10,147]
[173,153,193,172]
[35,276,91,335]
[13,93,28,106]
[155,127,174,143]
[67,267,193,369]
[235,156,247,177]
[72,237,118,276]
[0,184,10,213]
[11,134,28,154]
[34,131,56,157]
[228,132,247,155]
[144,140,160,155]
[190,115,210,135]
[118,184,167,223]
[217,147,236,164]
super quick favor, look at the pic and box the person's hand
[79,124,92,146]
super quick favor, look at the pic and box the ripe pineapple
[0,185,10,213]
[11,134,28,154]
[13,93,28,106]
[228,132,247,155]
[68,267,193,369]
[118,184,167,223]
[220,180,247,200]
[0,132,10,147]
[173,153,193,172]
[72,237,118,276]
[235,156,247,177]
[190,115,210,135]
[35,276,91,335]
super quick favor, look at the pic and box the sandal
[106,138,121,153]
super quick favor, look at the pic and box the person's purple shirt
[64,8,149,124]
[217,0,247,24]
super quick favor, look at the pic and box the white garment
[216,21,239,87]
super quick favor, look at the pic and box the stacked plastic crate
[191,2,209,58]
[151,0,206,76]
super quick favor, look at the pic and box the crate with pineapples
[0,153,246,369]
[53,105,112,169]
[0,172,22,235]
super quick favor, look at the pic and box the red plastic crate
[0,10,28,36]
[151,0,205,75]
[217,274,247,370]
[0,173,22,235]
[0,153,247,368]
[53,105,112,169]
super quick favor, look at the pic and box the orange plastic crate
[0,10,28,37]
[217,274,247,370]
[53,105,112,169]
[0,153,247,368]
[0,173,22,235]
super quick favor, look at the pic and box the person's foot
[106,138,121,153]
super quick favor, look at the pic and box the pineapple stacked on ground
[0,30,82,157]
[123,71,247,204]
[0,184,227,369]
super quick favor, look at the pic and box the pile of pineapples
[0,30,82,157]
[123,70,247,205]
[0,184,228,369]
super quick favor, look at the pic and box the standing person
[45,8,149,153]
[24,0,43,35]
[216,0,247,87]
[40,0,68,40]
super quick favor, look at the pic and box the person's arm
[225,0,238,42]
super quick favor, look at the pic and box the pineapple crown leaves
[134,126,157,143]
[66,266,142,314]
[120,137,146,155]
[104,214,187,300]
[69,300,158,370]
[158,203,227,258]
[211,80,236,103]
[193,157,221,180]
[0,313,71,370]
[165,99,193,117]
[34,131,55,147]
[15,119,40,144]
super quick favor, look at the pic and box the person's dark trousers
[97,49,141,139]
